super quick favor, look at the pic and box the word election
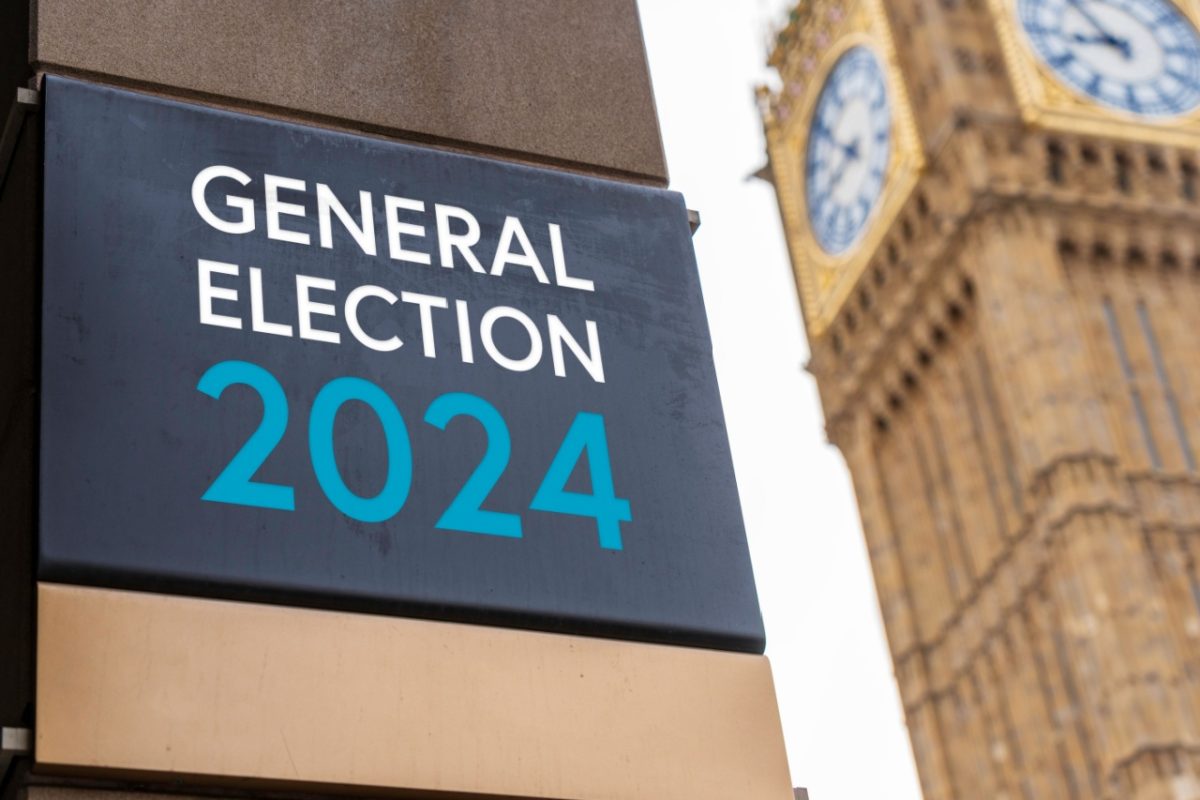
[190,165,607,382]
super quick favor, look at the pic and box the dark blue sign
[39,76,764,653]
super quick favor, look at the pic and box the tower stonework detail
[762,1,1200,798]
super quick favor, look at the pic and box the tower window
[1114,150,1132,194]
[1181,159,1197,201]
[1047,140,1066,185]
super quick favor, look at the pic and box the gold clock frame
[767,0,924,339]
[990,0,1200,147]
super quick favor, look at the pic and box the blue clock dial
[806,47,893,256]
[1018,0,1200,117]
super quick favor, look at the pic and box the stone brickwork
[763,2,1200,798]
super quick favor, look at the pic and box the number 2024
[197,360,631,550]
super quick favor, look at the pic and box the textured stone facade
[763,1,1200,798]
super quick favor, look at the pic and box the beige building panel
[36,583,792,800]
[30,0,668,182]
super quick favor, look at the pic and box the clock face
[806,46,892,256]
[1018,0,1200,117]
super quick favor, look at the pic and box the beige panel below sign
[37,584,793,800]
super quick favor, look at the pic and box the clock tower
[762,0,1200,798]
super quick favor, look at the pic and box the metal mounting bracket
[0,727,31,779]
[0,87,40,196]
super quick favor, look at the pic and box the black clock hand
[1067,0,1113,34]
[826,138,861,189]
[1066,0,1132,57]
[1071,30,1132,57]
[835,138,861,162]
[826,159,850,191]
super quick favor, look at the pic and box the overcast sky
[637,3,924,797]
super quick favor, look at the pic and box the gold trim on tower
[764,0,924,339]
[990,0,1200,147]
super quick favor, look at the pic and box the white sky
[637,3,924,797]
